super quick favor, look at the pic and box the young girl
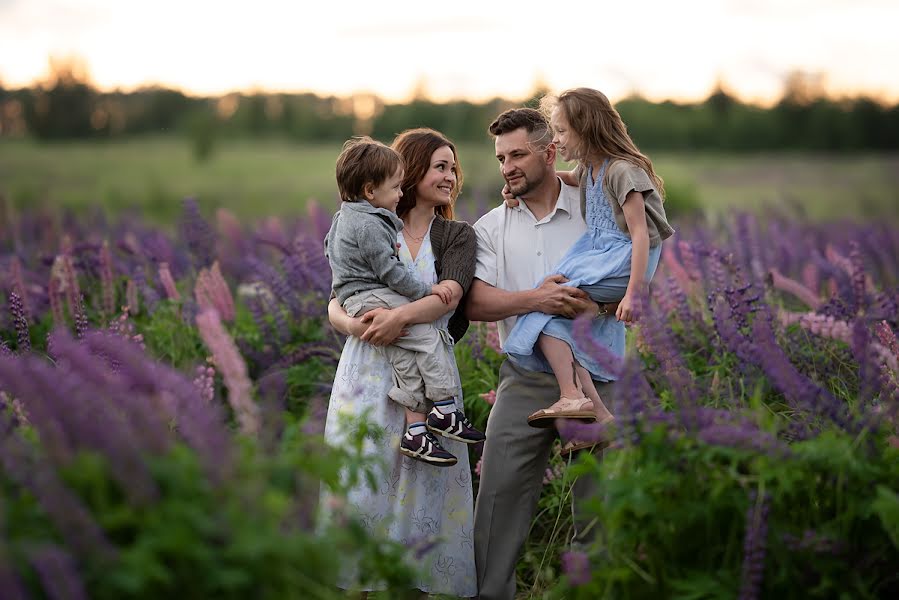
[502,87,674,444]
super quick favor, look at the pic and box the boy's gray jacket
[324,201,430,304]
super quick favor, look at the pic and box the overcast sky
[1,0,896,104]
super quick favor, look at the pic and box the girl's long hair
[540,88,665,198]
[392,128,462,220]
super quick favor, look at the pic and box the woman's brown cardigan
[429,214,476,343]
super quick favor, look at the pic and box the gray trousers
[343,287,457,414]
[474,359,612,600]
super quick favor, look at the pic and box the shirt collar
[553,177,578,220]
[512,177,576,221]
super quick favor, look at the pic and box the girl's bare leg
[574,364,614,423]
[538,334,584,399]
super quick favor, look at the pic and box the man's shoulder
[473,202,507,231]
[558,180,582,213]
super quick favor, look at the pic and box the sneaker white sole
[426,425,485,445]
[399,446,458,466]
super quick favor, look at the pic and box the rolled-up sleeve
[473,215,498,287]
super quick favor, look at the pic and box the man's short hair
[335,137,403,202]
[487,108,551,146]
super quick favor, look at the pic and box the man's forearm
[465,280,535,322]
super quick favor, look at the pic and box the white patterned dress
[321,221,477,597]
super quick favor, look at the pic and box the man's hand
[501,184,520,208]
[532,274,590,318]
[430,282,454,304]
[359,307,407,346]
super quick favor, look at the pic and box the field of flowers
[1,195,897,599]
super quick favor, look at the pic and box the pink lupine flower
[474,457,483,478]
[484,322,501,353]
[108,307,145,350]
[192,361,216,403]
[661,245,696,296]
[479,390,496,405]
[768,268,822,309]
[158,262,181,301]
[543,463,564,485]
[875,321,899,358]
[778,311,852,344]
[801,263,820,296]
[560,550,591,586]
[47,266,65,325]
[195,308,258,435]
[215,208,243,243]
[195,261,235,322]
[125,279,139,315]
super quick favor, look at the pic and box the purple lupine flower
[696,422,790,457]
[99,240,116,319]
[72,294,89,339]
[9,255,30,319]
[27,545,88,600]
[5,337,161,505]
[79,331,233,483]
[8,291,30,353]
[0,554,29,600]
[0,421,114,560]
[179,197,216,270]
[738,492,770,600]
[561,550,591,587]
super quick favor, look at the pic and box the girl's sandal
[527,395,596,429]
[559,416,616,458]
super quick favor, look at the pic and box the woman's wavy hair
[540,87,665,198]
[392,128,463,220]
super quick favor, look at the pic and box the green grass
[1,137,896,224]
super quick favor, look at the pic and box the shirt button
[537,251,542,256]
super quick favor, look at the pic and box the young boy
[325,137,485,466]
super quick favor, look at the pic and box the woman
[322,128,478,598]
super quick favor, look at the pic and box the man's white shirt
[473,179,586,347]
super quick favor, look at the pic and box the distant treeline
[2,65,898,152]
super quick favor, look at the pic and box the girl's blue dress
[503,160,662,381]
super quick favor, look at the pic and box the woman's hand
[360,307,408,346]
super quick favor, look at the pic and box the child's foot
[527,395,597,428]
[400,423,458,467]
[559,415,616,458]
[426,399,486,444]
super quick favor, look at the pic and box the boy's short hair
[335,137,403,202]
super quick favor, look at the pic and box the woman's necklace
[403,222,429,243]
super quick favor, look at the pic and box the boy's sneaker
[400,429,458,467]
[427,406,486,444]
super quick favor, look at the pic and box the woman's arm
[360,281,461,343]
[328,297,369,337]
[359,280,463,345]
[617,190,650,323]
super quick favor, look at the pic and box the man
[466,108,619,599]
